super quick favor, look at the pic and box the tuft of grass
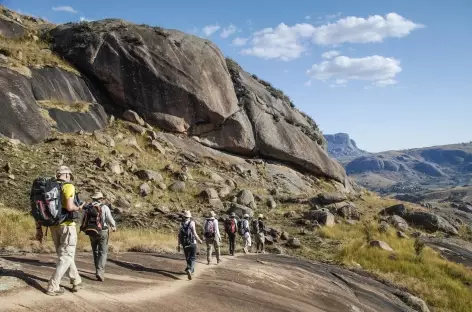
[37,100,92,113]
[0,35,79,75]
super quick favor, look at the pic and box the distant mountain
[324,133,370,161]
[345,142,472,192]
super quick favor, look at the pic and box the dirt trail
[0,252,421,312]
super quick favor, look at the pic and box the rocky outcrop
[324,133,369,160]
[404,211,458,235]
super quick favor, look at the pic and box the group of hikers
[31,165,267,295]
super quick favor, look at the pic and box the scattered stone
[123,110,145,126]
[8,174,15,180]
[267,197,277,209]
[287,237,302,248]
[169,181,186,192]
[380,204,407,217]
[3,162,11,173]
[335,203,360,220]
[164,164,174,172]
[134,169,163,182]
[218,186,231,198]
[94,131,115,147]
[404,211,458,235]
[200,188,219,200]
[93,157,105,168]
[237,189,256,208]
[158,182,167,190]
[280,231,289,240]
[379,221,390,233]
[306,210,335,227]
[115,196,131,210]
[397,231,409,239]
[119,136,142,151]
[312,192,347,205]
[108,161,122,175]
[109,115,115,126]
[149,140,165,154]
[370,240,394,251]
[227,203,253,218]
[154,205,170,214]
[308,221,322,231]
[146,129,158,140]
[128,124,146,135]
[225,179,236,188]
[388,215,409,231]
[283,211,297,218]
[139,183,151,197]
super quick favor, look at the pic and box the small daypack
[238,219,247,236]
[225,219,236,234]
[251,219,260,234]
[204,219,216,239]
[179,221,195,247]
[30,177,67,227]
[81,203,104,236]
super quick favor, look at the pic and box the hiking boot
[217,259,220,264]
[71,283,83,293]
[187,270,192,280]
[46,287,65,296]
[207,260,210,265]
[96,274,104,282]
[243,247,247,254]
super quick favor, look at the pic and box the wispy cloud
[232,37,248,46]
[221,24,237,38]
[321,50,341,59]
[240,13,424,61]
[202,24,220,37]
[52,6,78,14]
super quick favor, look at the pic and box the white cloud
[79,16,90,22]
[325,12,342,20]
[240,13,423,61]
[232,37,248,46]
[322,50,341,59]
[307,55,401,87]
[241,23,315,61]
[202,24,220,37]
[52,6,78,14]
[305,15,311,20]
[221,25,237,38]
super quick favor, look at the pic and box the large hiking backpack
[30,177,66,227]
[251,219,260,234]
[225,219,236,234]
[204,219,216,239]
[80,203,104,236]
[238,219,247,236]
[179,221,194,247]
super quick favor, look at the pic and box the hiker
[224,212,238,256]
[32,166,84,296]
[203,211,221,265]
[81,191,116,282]
[240,214,251,254]
[252,214,266,253]
[177,211,203,280]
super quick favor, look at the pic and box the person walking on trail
[240,214,251,254]
[252,214,266,253]
[177,211,203,280]
[33,166,85,296]
[80,191,116,282]
[203,211,221,265]
[224,212,238,256]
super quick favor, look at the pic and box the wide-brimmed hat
[230,212,236,217]
[91,191,104,200]
[258,214,263,219]
[56,165,74,180]
[243,214,249,218]
[184,211,192,218]
[208,211,216,218]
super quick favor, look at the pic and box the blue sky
[3,0,471,152]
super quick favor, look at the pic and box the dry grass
[0,36,79,75]
[37,100,92,113]
[0,207,177,254]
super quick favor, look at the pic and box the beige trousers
[47,225,82,292]
[205,238,220,262]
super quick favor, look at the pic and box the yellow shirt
[61,183,76,226]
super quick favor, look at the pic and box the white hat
[208,211,216,218]
[243,214,249,218]
[56,165,74,180]
[91,191,104,200]
[184,211,192,218]
[258,214,263,219]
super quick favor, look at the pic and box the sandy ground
[0,252,417,312]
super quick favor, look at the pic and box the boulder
[149,140,166,154]
[380,204,407,217]
[287,237,302,248]
[306,210,335,227]
[200,188,219,200]
[388,215,409,231]
[158,182,167,190]
[169,181,186,192]
[139,183,151,197]
[218,186,231,198]
[108,161,122,175]
[123,110,145,126]
[334,203,360,220]
[370,240,394,251]
[267,197,277,209]
[237,189,256,207]
[134,169,163,182]
[94,131,115,147]
[404,211,458,235]
[280,231,289,240]
[128,123,146,135]
[227,203,253,218]
[149,112,189,133]
[154,205,170,214]
[312,192,347,206]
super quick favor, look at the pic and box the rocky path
[0,252,424,312]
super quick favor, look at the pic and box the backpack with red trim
[81,203,104,236]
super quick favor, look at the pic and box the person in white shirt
[82,191,116,282]
[241,214,251,254]
[203,211,221,265]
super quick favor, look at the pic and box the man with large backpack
[31,166,84,296]
[203,211,221,265]
[177,210,203,280]
[81,191,116,282]
[252,214,266,253]
[224,212,238,256]
[240,214,251,254]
